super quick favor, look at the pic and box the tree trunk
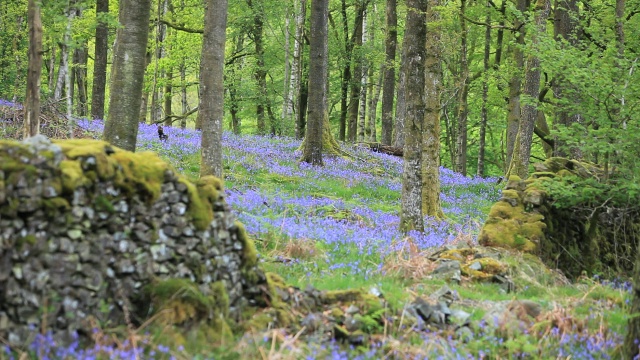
[139,50,152,123]
[23,0,43,139]
[454,0,468,176]
[301,0,328,165]
[477,2,491,178]
[346,1,366,142]
[338,0,351,141]
[228,35,244,134]
[247,0,270,135]
[163,66,173,126]
[54,5,73,103]
[74,46,88,117]
[553,0,581,158]
[393,54,406,149]
[422,0,444,218]
[357,10,368,143]
[292,0,307,139]
[399,0,426,233]
[505,0,528,173]
[91,0,109,120]
[368,64,383,142]
[198,0,228,177]
[508,0,550,179]
[282,9,292,123]
[381,0,397,145]
[103,0,151,151]
[180,61,188,129]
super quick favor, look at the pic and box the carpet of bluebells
[0,107,632,359]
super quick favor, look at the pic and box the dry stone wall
[0,135,265,346]
[479,157,639,278]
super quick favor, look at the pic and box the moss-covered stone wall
[479,157,640,279]
[0,136,265,346]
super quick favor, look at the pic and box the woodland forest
[2,0,640,358]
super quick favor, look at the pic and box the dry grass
[380,237,438,281]
[271,237,326,261]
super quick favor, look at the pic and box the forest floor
[1,113,632,359]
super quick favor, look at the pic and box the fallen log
[364,142,403,157]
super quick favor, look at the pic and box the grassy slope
[4,117,631,359]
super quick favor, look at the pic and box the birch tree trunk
[399,0,426,233]
[198,0,228,178]
[103,0,151,151]
[357,11,368,143]
[54,5,73,102]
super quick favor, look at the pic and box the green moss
[59,160,90,193]
[94,195,115,213]
[500,189,521,201]
[265,272,295,326]
[42,197,71,216]
[16,234,37,249]
[179,177,214,231]
[143,278,230,328]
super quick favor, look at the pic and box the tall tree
[291,0,307,139]
[380,0,397,145]
[477,2,491,177]
[507,0,551,178]
[198,0,228,178]
[505,0,528,172]
[422,0,444,217]
[454,0,469,176]
[23,0,43,139]
[91,0,109,120]
[552,0,581,158]
[399,0,427,233]
[103,0,151,151]
[301,0,328,165]
[346,0,366,142]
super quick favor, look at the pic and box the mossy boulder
[479,157,640,279]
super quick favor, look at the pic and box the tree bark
[367,64,383,142]
[282,9,292,124]
[399,0,426,233]
[228,34,244,134]
[301,0,328,165]
[357,10,368,143]
[91,0,109,120]
[23,0,43,139]
[180,61,189,129]
[508,0,551,179]
[393,53,406,149]
[139,50,152,123]
[346,1,366,142]
[477,2,491,178]
[292,0,307,139]
[553,0,581,158]
[454,0,469,176]
[422,0,444,218]
[247,0,268,135]
[505,0,528,173]
[381,0,397,145]
[103,0,151,151]
[74,46,88,117]
[198,0,228,178]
